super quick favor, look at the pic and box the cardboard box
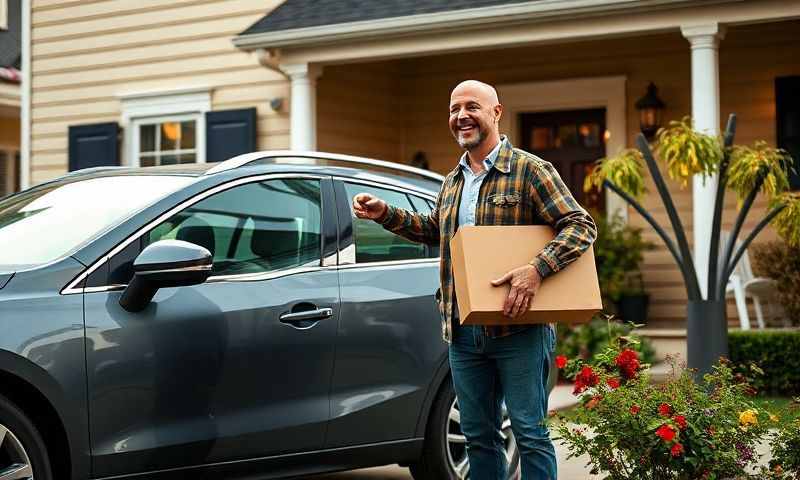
[450,225,602,325]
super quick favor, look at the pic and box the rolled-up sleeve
[528,161,597,278]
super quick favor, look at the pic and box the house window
[119,87,211,167]
[776,76,800,190]
[137,117,198,166]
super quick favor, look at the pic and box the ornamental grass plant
[554,335,780,480]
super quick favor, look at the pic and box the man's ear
[494,103,503,124]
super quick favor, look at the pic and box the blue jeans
[449,323,557,480]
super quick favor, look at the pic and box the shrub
[557,316,656,374]
[751,240,800,325]
[591,212,655,302]
[729,330,800,396]
[556,347,774,480]
[765,407,800,479]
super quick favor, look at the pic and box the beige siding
[30,0,287,184]
[318,61,406,163]
[319,20,800,328]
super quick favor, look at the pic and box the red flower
[573,365,599,395]
[674,415,687,430]
[615,348,641,379]
[671,443,684,457]
[630,405,641,415]
[607,377,621,389]
[659,403,672,417]
[556,355,568,369]
[656,424,676,443]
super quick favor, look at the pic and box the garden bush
[557,315,656,370]
[729,330,800,396]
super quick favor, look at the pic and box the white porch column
[681,23,726,299]
[282,63,323,151]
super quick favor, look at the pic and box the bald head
[450,80,500,107]
[448,80,503,154]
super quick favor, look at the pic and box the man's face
[448,84,501,150]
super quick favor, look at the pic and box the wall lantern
[635,82,666,140]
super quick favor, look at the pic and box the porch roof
[232,0,800,66]
[239,0,534,36]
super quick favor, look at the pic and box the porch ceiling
[234,0,800,67]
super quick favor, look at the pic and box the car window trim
[333,176,438,267]
[61,173,329,295]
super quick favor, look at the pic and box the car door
[83,175,340,478]
[325,178,445,448]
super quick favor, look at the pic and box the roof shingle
[240,0,535,36]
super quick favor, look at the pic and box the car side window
[344,182,435,263]
[142,178,322,277]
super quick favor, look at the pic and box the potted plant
[591,209,654,324]
[618,271,650,325]
[585,115,800,375]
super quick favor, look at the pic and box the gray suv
[0,152,520,480]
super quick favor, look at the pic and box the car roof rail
[204,150,444,183]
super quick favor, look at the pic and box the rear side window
[343,182,436,263]
[144,178,322,276]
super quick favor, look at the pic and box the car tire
[0,393,53,480]
[410,380,520,480]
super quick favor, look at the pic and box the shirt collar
[459,137,503,174]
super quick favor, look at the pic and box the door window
[344,182,436,263]
[145,178,322,276]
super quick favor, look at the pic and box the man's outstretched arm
[352,192,440,246]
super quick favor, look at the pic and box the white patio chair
[720,231,776,330]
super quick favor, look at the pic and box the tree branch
[718,205,786,299]
[603,179,695,294]
[717,172,766,296]
[708,114,737,300]
[635,134,702,300]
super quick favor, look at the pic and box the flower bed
[554,337,800,479]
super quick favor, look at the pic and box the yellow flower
[739,409,758,427]
[769,413,779,423]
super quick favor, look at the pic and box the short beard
[455,127,487,150]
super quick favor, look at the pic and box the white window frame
[118,86,212,167]
[0,0,7,31]
[133,113,200,168]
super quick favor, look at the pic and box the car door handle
[279,308,333,323]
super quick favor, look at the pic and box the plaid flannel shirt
[379,136,597,343]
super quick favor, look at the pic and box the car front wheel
[410,380,520,480]
[0,393,52,480]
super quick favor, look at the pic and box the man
[352,80,596,479]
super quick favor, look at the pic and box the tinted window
[146,178,322,276]
[0,175,193,269]
[344,182,435,263]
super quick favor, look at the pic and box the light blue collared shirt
[457,139,502,228]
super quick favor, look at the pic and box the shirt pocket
[486,191,522,208]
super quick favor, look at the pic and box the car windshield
[0,175,195,270]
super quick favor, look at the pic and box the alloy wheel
[445,398,520,480]
[0,423,33,480]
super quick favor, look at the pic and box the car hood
[0,272,13,290]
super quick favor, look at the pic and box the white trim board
[497,76,628,221]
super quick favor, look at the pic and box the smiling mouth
[458,124,477,133]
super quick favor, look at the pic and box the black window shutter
[68,122,120,171]
[205,108,257,163]
[776,76,800,190]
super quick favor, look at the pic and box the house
[0,0,20,197]
[22,0,800,350]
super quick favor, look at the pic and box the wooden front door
[519,108,606,213]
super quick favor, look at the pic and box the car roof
[51,161,442,196]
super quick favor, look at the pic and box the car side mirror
[119,239,212,313]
